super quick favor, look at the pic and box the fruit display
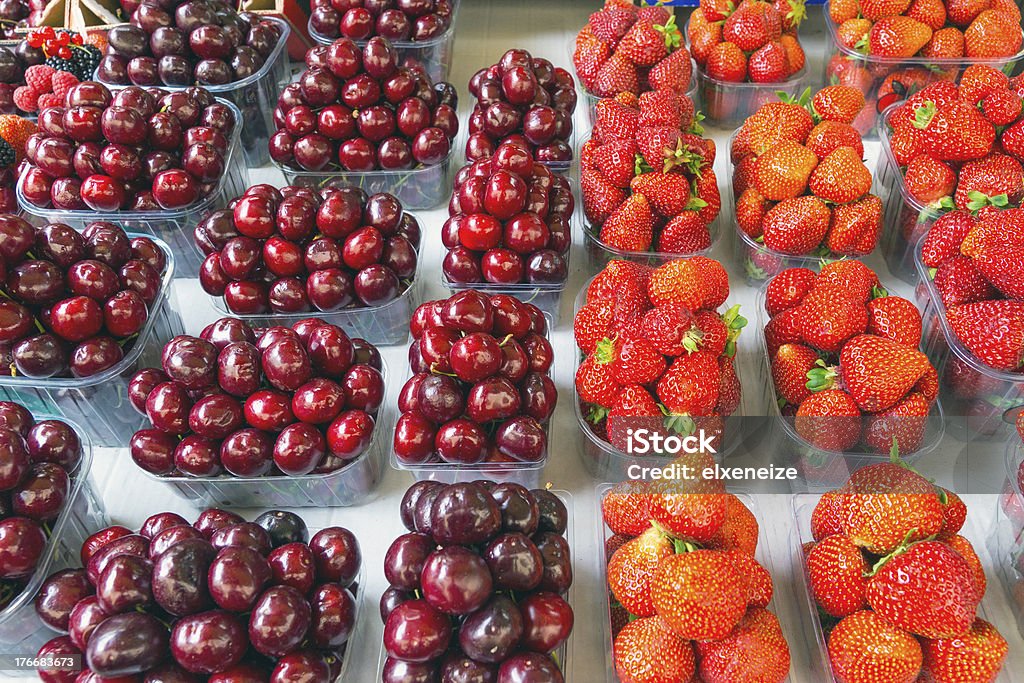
[95,2,284,87]
[0,113,36,211]
[309,0,456,44]
[394,290,555,476]
[18,82,239,212]
[381,481,573,683]
[465,48,576,167]
[601,474,791,683]
[0,30,104,115]
[581,89,720,261]
[731,86,882,281]
[762,261,940,455]
[0,403,85,609]
[127,316,386,489]
[33,508,362,680]
[270,35,457,177]
[572,2,694,102]
[574,259,745,462]
[195,185,420,319]
[0,216,171,379]
[442,141,571,295]
[800,457,1006,682]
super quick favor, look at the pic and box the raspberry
[13,86,39,113]
[49,70,79,102]
[36,93,62,110]
[24,64,56,94]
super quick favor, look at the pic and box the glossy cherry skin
[308,526,360,587]
[458,594,524,664]
[383,599,451,662]
[273,422,326,476]
[267,542,316,594]
[151,538,217,617]
[430,482,501,545]
[209,522,272,556]
[311,583,356,648]
[207,545,272,612]
[85,612,168,677]
[170,610,247,674]
[220,429,274,477]
[35,569,92,631]
[95,553,153,614]
[420,545,494,615]
[248,585,311,658]
[325,409,374,460]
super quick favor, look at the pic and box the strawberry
[945,534,986,598]
[657,351,721,416]
[920,211,976,268]
[753,140,818,201]
[817,260,880,302]
[648,48,694,94]
[636,126,696,173]
[594,53,640,97]
[589,6,637,45]
[595,99,640,142]
[811,490,846,540]
[959,64,1010,104]
[966,242,1024,301]
[772,343,820,405]
[630,172,692,216]
[829,0,859,23]
[575,298,615,354]
[765,268,816,317]
[867,540,980,639]
[587,261,649,304]
[868,16,933,57]
[725,550,773,607]
[904,154,955,204]
[740,100,816,156]
[960,208,1024,255]
[775,0,807,30]
[583,169,627,225]
[828,611,924,683]
[637,90,687,129]
[912,100,995,162]
[594,140,638,189]
[608,386,664,452]
[604,335,666,385]
[761,195,831,255]
[706,42,748,83]
[637,5,671,24]
[575,35,612,89]
[659,213,711,256]
[576,355,620,408]
[735,188,769,239]
[826,195,883,256]
[954,153,1024,211]
[860,0,912,21]
[946,0,989,26]
[607,526,674,617]
[691,256,730,309]
[617,16,680,68]
[707,494,759,556]
[921,26,966,57]
[866,296,922,348]
[648,258,728,311]
[934,256,997,309]
[807,534,869,617]
[1001,117,1024,161]
[841,334,932,412]
[837,16,873,50]
[690,309,729,356]
[723,2,781,52]
[965,9,1023,58]
[613,617,697,683]
[700,0,735,23]
[694,168,722,223]
[921,619,1007,683]
[0,115,36,166]
[696,607,791,683]
[795,390,862,451]
[796,287,869,352]
[764,307,802,357]
[809,146,871,204]
[639,304,694,356]
[647,453,727,536]
[778,33,805,73]
[946,300,1024,371]
[980,89,1022,126]
[863,391,931,453]
[690,20,724,67]
[602,480,653,537]
[651,550,748,641]
[748,41,790,83]
[907,0,947,29]
[805,121,864,159]
[812,85,865,124]
[937,489,968,539]
[601,193,655,252]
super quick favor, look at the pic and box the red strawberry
[965,9,1022,58]
[706,42,748,83]
[657,351,721,416]
[607,526,674,617]
[809,146,872,203]
[946,0,989,26]
[616,16,679,68]
[912,100,995,162]
[575,34,612,89]
[957,64,1011,104]
[937,489,968,540]
[607,386,664,453]
[765,267,817,317]
[920,210,976,268]
[638,90,687,129]
[762,196,831,255]
[946,300,1024,371]
[583,169,627,225]
[860,0,912,21]
[945,534,986,598]
[748,41,790,83]
[631,172,692,216]
[576,354,620,408]
[594,53,640,97]
[807,534,869,618]
[658,212,712,254]
[866,296,922,348]
[826,194,883,256]
[636,126,695,174]
[970,240,1024,300]
[595,99,640,143]
[723,2,782,52]
[694,168,722,223]
[811,490,846,540]
[696,607,791,683]
[953,153,1024,211]
[639,304,695,356]
[828,611,924,683]
[689,20,724,67]
[604,335,666,385]
[805,121,864,158]
[922,25,966,57]
[764,307,802,357]
[817,260,880,302]
[589,260,651,302]
[933,256,997,309]
[735,188,769,239]
[796,287,869,352]
[691,256,730,309]
[921,618,1008,683]
[601,193,655,252]
[1001,117,1024,161]
[841,334,932,412]
[772,343,820,405]
[595,140,639,188]
[907,0,947,29]
[648,48,693,94]
[589,6,637,45]
[602,480,653,536]
[868,16,933,57]
[795,390,862,451]
[779,33,805,74]
[904,154,956,204]
[613,617,697,683]
[707,494,759,556]
[647,258,727,311]
[863,391,931,453]
[606,534,631,562]
[700,0,735,23]
[651,550,748,641]
[812,85,866,124]
[753,140,818,201]
[575,298,615,354]
[981,88,1022,125]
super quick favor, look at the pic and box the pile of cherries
[0,216,167,379]
[20,82,236,211]
[195,185,419,314]
[444,141,571,286]
[269,36,457,172]
[395,290,556,467]
[127,316,385,480]
[34,508,361,680]
[382,481,573,683]
[96,1,283,87]
[0,402,83,604]
[467,48,575,166]
[310,0,455,43]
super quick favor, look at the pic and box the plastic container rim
[308,0,461,49]
[694,60,808,89]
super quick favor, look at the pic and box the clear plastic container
[914,239,1024,442]
[208,238,424,346]
[441,274,567,329]
[0,425,107,660]
[95,17,292,168]
[15,101,249,279]
[308,0,460,83]
[274,145,454,211]
[142,361,389,509]
[755,289,946,490]
[792,494,1014,682]
[0,236,184,448]
[822,7,1024,136]
[594,487,792,682]
[695,62,809,129]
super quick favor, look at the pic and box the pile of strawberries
[574,259,744,454]
[581,91,720,255]
[11,64,79,114]
[889,66,1024,213]
[764,261,940,454]
[689,0,807,83]
[573,0,693,98]
[0,114,35,213]
[603,472,790,682]
[732,86,882,259]
[804,456,1006,682]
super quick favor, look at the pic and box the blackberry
[0,139,14,168]
[45,43,101,82]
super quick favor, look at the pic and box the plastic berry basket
[0,236,184,449]
[694,62,809,130]
[139,360,389,509]
[377,489,575,680]
[95,17,292,168]
[875,108,943,284]
[14,99,249,279]
[308,0,460,83]
[822,7,1024,136]
[792,494,1015,682]
[0,425,107,661]
[273,145,455,211]
[914,238,1024,442]
[207,235,425,346]
[754,289,946,491]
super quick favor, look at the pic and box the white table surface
[65,1,1024,681]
